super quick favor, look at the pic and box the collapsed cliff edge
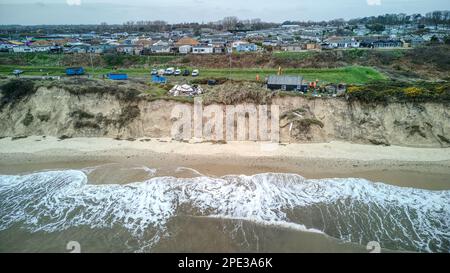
[0,78,449,148]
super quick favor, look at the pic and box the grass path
[0,65,386,84]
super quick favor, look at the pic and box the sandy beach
[0,136,449,253]
[0,136,449,189]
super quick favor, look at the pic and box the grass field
[0,65,386,84]
[197,66,386,83]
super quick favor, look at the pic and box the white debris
[169,84,203,96]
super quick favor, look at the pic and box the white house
[178,45,192,54]
[31,46,50,52]
[192,46,214,54]
[151,45,171,53]
[231,40,248,48]
[12,46,33,53]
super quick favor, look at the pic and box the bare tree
[222,16,239,30]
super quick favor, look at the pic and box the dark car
[182,69,190,76]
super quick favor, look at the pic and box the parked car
[12,69,24,76]
[182,69,190,76]
[151,69,158,75]
[165,67,175,75]
[174,69,181,76]
[192,69,199,77]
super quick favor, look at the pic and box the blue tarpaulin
[152,75,167,84]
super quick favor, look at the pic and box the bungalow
[134,39,153,49]
[71,46,89,53]
[150,45,171,54]
[267,75,304,91]
[178,45,192,54]
[192,45,214,54]
[305,43,321,50]
[213,46,225,54]
[12,46,34,53]
[153,40,170,47]
[49,45,63,53]
[236,43,258,52]
[409,36,425,47]
[325,37,359,49]
[116,45,142,55]
[31,45,51,52]
[262,40,279,47]
[372,39,403,48]
[231,40,249,48]
[361,39,403,48]
[174,37,200,47]
[282,44,303,52]
[0,43,13,52]
[88,45,106,54]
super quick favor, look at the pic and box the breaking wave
[0,170,449,252]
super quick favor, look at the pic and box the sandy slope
[1,136,449,162]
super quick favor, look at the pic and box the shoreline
[0,136,449,190]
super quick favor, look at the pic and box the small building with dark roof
[267,75,305,91]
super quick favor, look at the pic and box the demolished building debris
[169,84,203,96]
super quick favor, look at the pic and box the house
[410,36,425,47]
[178,45,192,54]
[325,37,359,49]
[68,46,89,53]
[153,40,170,47]
[231,40,249,48]
[0,43,13,52]
[213,46,225,54]
[49,45,63,53]
[88,45,105,54]
[116,45,142,55]
[30,45,50,52]
[174,37,200,47]
[150,45,171,54]
[134,39,153,49]
[267,75,304,91]
[236,43,258,52]
[305,43,321,50]
[262,40,279,47]
[12,46,34,53]
[192,45,214,54]
[282,44,303,52]
[372,39,403,48]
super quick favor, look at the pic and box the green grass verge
[0,65,387,84]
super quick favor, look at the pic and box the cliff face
[0,86,449,148]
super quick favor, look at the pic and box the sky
[0,0,449,25]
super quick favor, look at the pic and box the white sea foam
[0,170,449,252]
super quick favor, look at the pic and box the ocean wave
[0,170,449,252]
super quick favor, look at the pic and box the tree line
[0,11,448,37]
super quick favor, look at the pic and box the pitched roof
[175,37,200,46]
[268,75,303,86]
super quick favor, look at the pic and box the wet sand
[0,136,449,190]
[0,136,449,253]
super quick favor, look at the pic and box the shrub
[74,120,100,129]
[37,114,50,122]
[70,110,95,119]
[346,81,450,103]
[117,105,140,127]
[0,79,37,109]
[21,111,34,126]
[404,87,424,97]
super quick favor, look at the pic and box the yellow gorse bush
[404,87,424,97]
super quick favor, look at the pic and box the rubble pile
[169,84,203,96]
